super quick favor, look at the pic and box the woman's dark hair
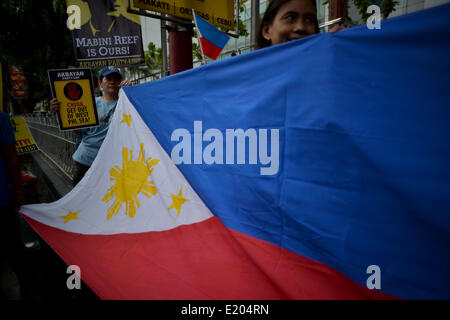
[256,0,320,49]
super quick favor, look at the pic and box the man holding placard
[50,66,131,186]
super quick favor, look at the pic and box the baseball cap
[98,66,123,81]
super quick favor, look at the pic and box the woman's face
[262,0,318,47]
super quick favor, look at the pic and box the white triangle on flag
[20,90,213,235]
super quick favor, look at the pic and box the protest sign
[68,0,145,68]
[48,68,99,131]
[11,116,38,154]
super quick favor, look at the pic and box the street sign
[132,0,235,31]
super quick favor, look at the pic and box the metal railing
[131,70,164,85]
[24,113,77,182]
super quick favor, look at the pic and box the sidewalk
[0,152,98,301]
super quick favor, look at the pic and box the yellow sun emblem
[102,143,159,220]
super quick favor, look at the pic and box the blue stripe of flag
[125,3,450,299]
[195,13,229,49]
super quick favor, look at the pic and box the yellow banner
[132,0,235,30]
[11,117,39,154]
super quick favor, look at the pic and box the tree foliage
[192,43,203,62]
[235,0,250,37]
[145,42,163,70]
[1,0,75,113]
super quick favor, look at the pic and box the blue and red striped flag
[194,12,230,60]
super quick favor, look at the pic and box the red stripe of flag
[200,38,223,61]
[24,215,398,299]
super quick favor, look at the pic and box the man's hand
[120,80,132,87]
[329,24,346,34]
[50,98,61,113]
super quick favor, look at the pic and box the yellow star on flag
[120,113,131,127]
[168,187,189,216]
[59,210,80,224]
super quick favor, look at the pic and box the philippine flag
[194,12,230,60]
[20,91,394,299]
[19,3,450,300]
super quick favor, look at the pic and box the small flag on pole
[193,12,230,61]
